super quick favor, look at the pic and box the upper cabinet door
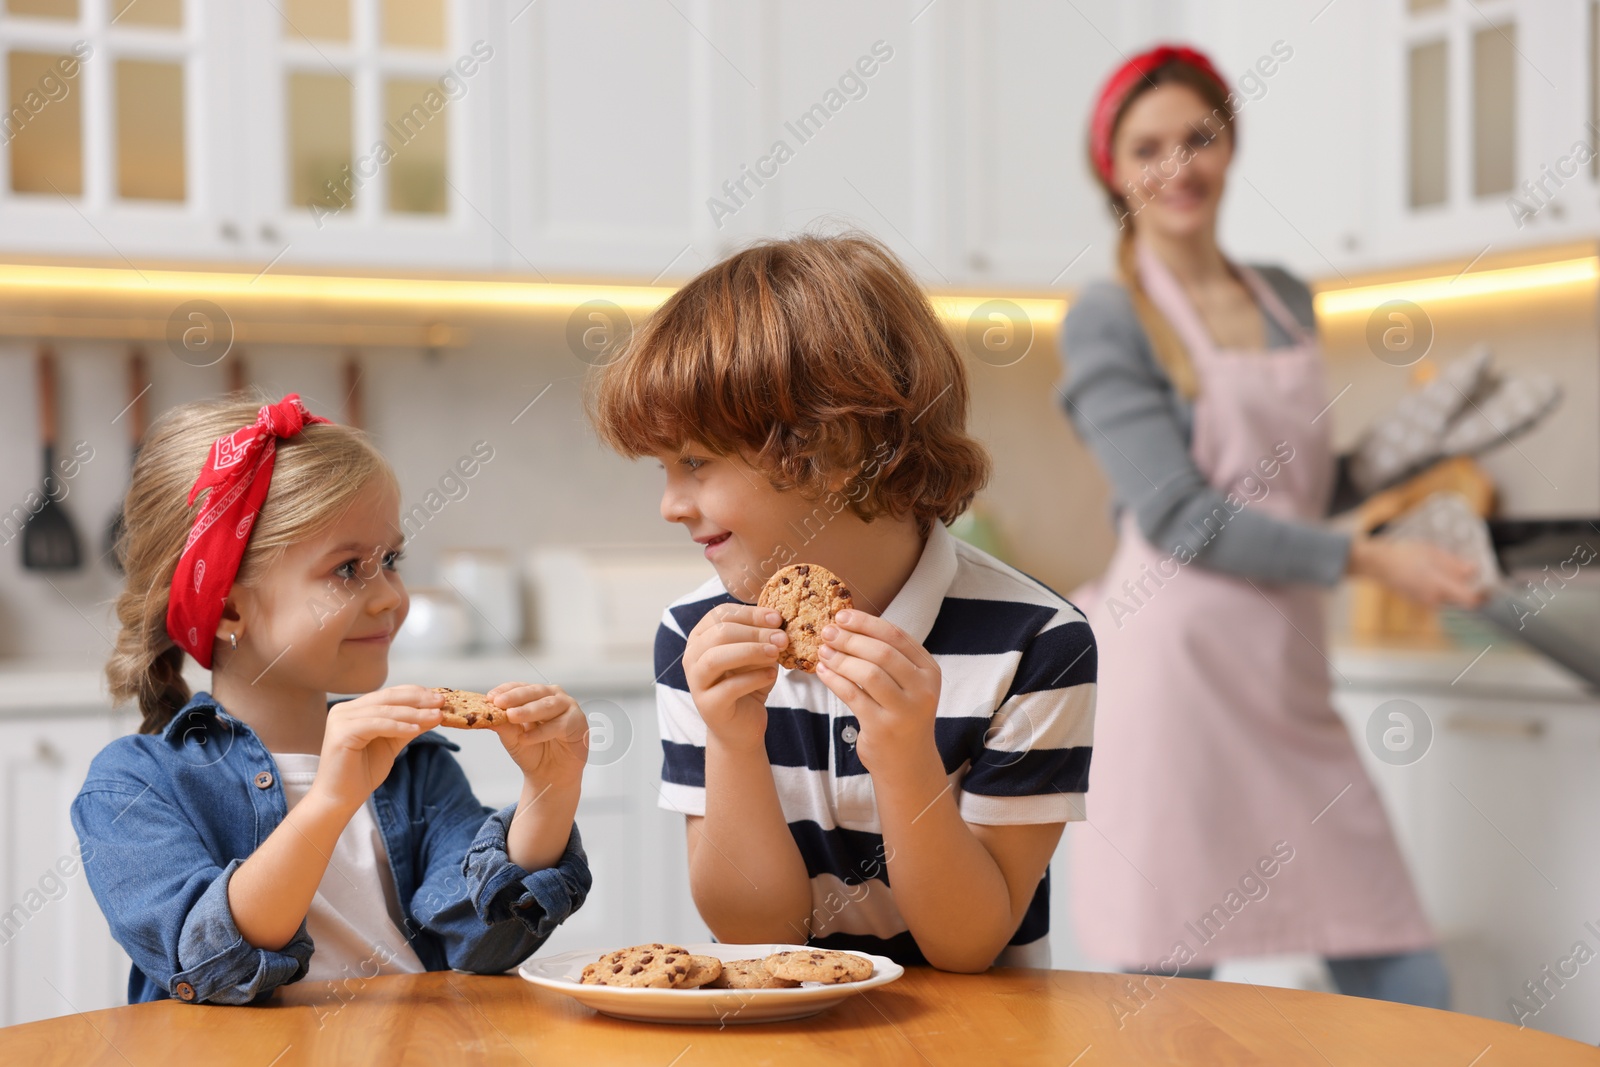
[234,0,500,270]
[500,0,948,285]
[501,0,714,281]
[944,0,1122,289]
[1363,0,1596,268]
[0,0,238,262]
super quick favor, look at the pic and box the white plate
[518,942,904,1025]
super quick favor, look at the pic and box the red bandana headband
[1089,44,1230,186]
[166,395,330,667]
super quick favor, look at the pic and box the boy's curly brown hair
[589,231,990,528]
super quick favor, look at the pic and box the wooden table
[2,968,1594,1065]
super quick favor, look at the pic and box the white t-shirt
[271,752,427,982]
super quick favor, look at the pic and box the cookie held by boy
[758,563,853,672]
[430,687,508,729]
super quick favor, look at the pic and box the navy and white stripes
[654,523,1096,967]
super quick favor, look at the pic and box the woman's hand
[312,685,444,814]
[815,609,943,784]
[485,682,590,790]
[1348,535,1487,608]
[683,604,787,750]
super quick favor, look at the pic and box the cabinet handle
[1445,714,1545,738]
[34,738,63,764]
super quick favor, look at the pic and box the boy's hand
[314,686,445,814]
[683,603,787,750]
[816,610,943,781]
[486,682,590,790]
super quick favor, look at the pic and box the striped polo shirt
[654,522,1096,968]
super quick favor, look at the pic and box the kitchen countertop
[0,651,658,716]
[0,641,1591,717]
[1332,640,1596,701]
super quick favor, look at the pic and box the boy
[591,233,1095,971]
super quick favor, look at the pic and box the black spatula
[22,346,82,572]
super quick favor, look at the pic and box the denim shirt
[70,692,590,1006]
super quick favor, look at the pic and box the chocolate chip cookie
[757,563,853,672]
[762,949,873,985]
[430,687,508,729]
[582,943,694,988]
[678,954,725,989]
[706,958,801,989]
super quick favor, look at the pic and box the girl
[72,393,590,1005]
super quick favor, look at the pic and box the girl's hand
[485,682,590,789]
[815,609,943,783]
[682,604,787,750]
[312,686,444,814]
[1349,535,1486,608]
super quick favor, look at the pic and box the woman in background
[1060,44,1482,1006]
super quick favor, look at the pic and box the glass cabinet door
[0,0,236,260]
[242,0,498,269]
[1362,0,1592,266]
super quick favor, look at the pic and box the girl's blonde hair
[109,391,398,735]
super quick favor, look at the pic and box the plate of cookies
[518,942,903,1024]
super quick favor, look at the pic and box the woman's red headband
[1089,44,1230,186]
[166,395,330,668]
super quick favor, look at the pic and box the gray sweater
[1058,266,1359,587]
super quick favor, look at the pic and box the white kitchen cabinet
[0,710,132,1030]
[0,0,240,262]
[1322,0,1600,272]
[941,0,1125,288]
[501,0,947,284]
[1333,673,1600,1045]
[0,0,503,270]
[9,1,1591,286]
[232,0,503,270]
[499,0,709,280]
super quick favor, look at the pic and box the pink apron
[1069,242,1435,968]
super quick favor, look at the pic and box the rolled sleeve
[463,808,590,941]
[405,746,591,974]
[174,858,313,1004]
[71,781,311,1006]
